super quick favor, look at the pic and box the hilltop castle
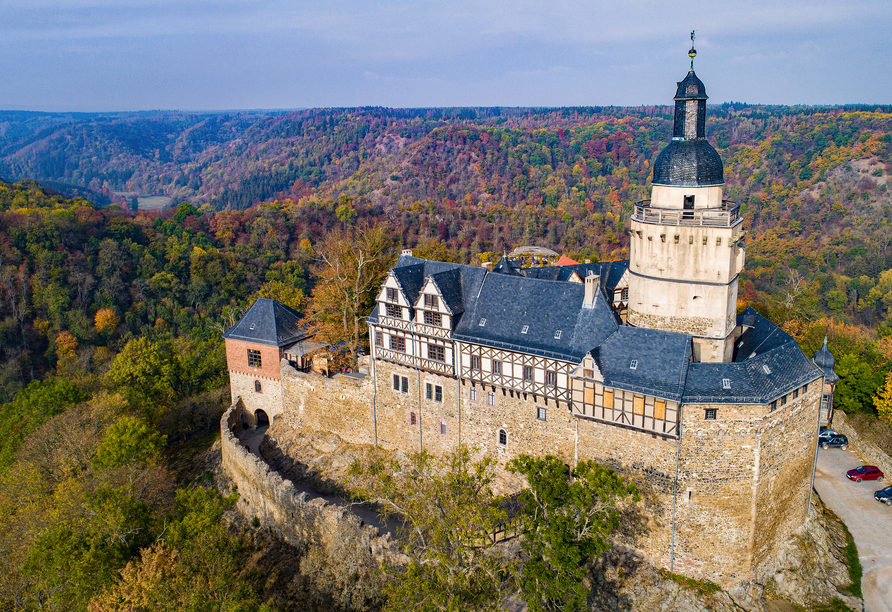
[224,65,833,587]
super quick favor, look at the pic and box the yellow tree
[94,308,120,337]
[873,371,892,426]
[310,225,395,369]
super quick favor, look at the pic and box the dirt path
[814,446,892,612]
[235,425,398,537]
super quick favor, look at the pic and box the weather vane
[689,30,697,70]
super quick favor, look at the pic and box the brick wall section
[226,339,283,380]
[832,410,892,477]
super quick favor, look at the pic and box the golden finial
[688,30,697,70]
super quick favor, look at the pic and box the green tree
[834,353,884,415]
[351,446,513,612]
[872,371,892,426]
[507,455,639,612]
[93,416,167,468]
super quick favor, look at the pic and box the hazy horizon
[2,0,891,113]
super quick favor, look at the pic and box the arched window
[254,380,262,393]
[498,429,507,446]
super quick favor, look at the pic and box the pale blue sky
[1,0,889,111]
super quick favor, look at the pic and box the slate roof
[674,70,708,100]
[592,327,691,402]
[652,139,724,187]
[813,337,839,384]
[683,308,822,403]
[453,272,619,361]
[223,298,309,347]
[430,268,464,314]
[509,261,629,293]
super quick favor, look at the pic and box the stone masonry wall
[230,370,284,426]
[832,410,892,477]
[220,398,394,562]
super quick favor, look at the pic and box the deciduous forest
[1,103,892,610]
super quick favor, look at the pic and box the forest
[1,101,892,610]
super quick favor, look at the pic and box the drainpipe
[807,376,825,515]
[670,403,683,573]
[370,323,378,446]
[414,320,422,453]
[457,348,462,447]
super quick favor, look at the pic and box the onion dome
[652,68,724,188]
[812,337,839,384]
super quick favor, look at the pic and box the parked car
[875,485,892,506]
[846,465,884,482]
[820,434,848,450]
[818,428,838,443]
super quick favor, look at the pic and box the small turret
[813,337,839,426]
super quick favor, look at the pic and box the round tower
[627,60,745,363]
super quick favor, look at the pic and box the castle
[224,63,834,588]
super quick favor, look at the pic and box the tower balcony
[633,200,741,228]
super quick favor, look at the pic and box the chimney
[584,259,591,264]
[401,249,413,257]
[584,272,600,307]
[482,261,493,271]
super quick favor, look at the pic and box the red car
[846,465,884,482]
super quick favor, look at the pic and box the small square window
[584,368,594,378]
[428,344,445,362]
[471,355,481,371]
[390,335,406,352]
[722,378,731,389]
[523,366,534,381]
[498,429,507,445]
[554,330,562,339]
[386,287,398,302]
[479,318,486,327]
[424,311,442,327]
[705,408,717,420]
[621,288,629,300]
[386,303,402,319]
[629,360,638,370]
[470,388,477,401]
[537,406,547,421]
[424,294,438,309]
[546,370,556,386]
[492,360,502,375]
[521,325,529,334]
[716,238,722,246]
[254,380,262,393]
[488,392,496,406]
[247,349,262,368]
[762,364,772,375]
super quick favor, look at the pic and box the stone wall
[230,370,284,426]
[832,410,892,476]
[220,398,394,562]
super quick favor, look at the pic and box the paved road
[814,446,892,612]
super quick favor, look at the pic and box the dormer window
[521,325,529,334]
[722,378,731,389]
[629,360,638,370]
[424,294,439,309]
[762,364,772,375]
[386,304,402,319]
[554,330,562,339]
[479,318,486,327]
[249,323,256,330]
[386,287,398,302]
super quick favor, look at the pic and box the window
[410,411,417,426]
[394,374,408,393]
[633,396,645,415]
[523,365,534,381]
[254,380,262,393]
[521,325,529,334]
[781,395,788,406]
[603,390,614,409]
[247,349,262,368]
[487,392,496,406]
[428,344,445,362]
[386,303,402,319]
[716,238,722,246]
[426,383,442,402]
[492,360,502,375]
[546,370,557,387]
[537,406,547,421]
[470,388,478,401]
[386,287,398,302]
[402,376,409,393]
[479,318,486,327]
[793,388,799,399]
[471,355,481,370]
[703,236,708,245]
[654,401,666,420]
[770,400,777,412]
[722,378,731,389]
[584,368,594,378]
[424,311,442,327]
[393,374,400,390]
[439,421,447,435]
[705,408,717,420]
[390,335,406,352]
[629,360,638,370]
[498,429,507,446]
[424,294,438,309]
[762,364,772,375]
[554,330,562,339]
[375,331,383,347]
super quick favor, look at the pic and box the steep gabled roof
[223,298,309,347]
[509,261,629,293]
[429,268,464,315]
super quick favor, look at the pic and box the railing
[632,200,741,228]
[415,323,452,338]
[375,347,454,376]
[378,315,413,331]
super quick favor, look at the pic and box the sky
[1,0,890,112]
